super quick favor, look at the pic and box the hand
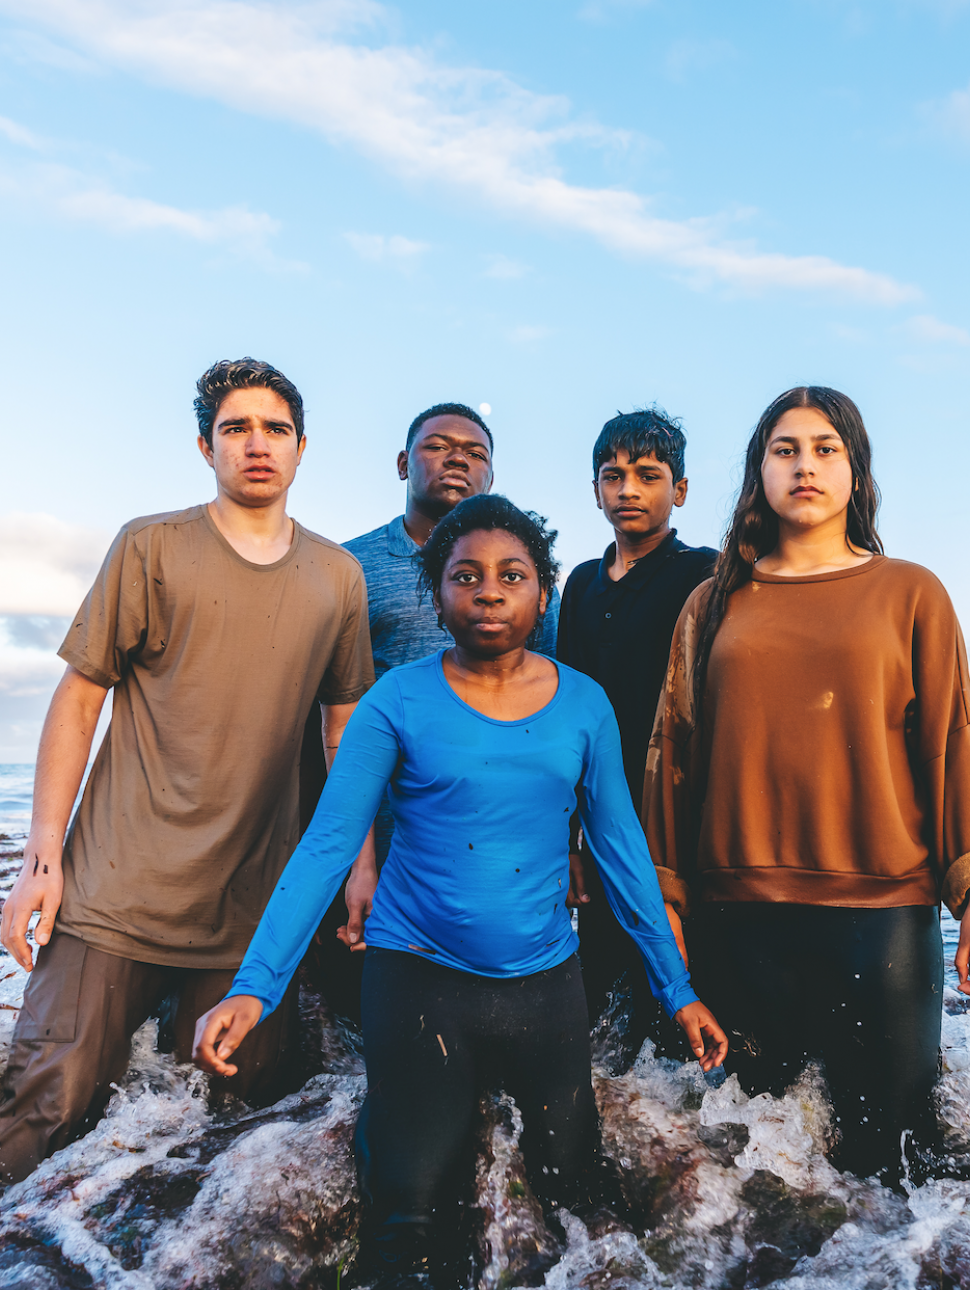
[956,902,970,996]
[565,852,590,909]
[193,995,264,1077]
[0,845,64,971]
[664,901,688,970]
[336,859,377,952]
[674,1001,728,1072]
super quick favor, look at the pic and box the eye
[453,571,477,584]
[502,570,525,583]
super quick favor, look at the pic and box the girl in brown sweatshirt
[643,385,970,1181]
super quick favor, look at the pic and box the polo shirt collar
[387,514,421,558]
[596,527,681,589]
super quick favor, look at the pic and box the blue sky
[0,0,968,758]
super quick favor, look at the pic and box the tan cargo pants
[0,931,298,1186]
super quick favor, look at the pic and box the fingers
[565,853,590,909]
[336,923,367,952]
[34,893,59,949]
[675,1002,728,1071]
[192,998,262,1077]
[957,935,970,996]
[0,902,35,972]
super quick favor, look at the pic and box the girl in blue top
[194,495,725,1278]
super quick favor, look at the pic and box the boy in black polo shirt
[557,407,716,1054]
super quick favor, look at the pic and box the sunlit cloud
[0,0,919,304]
[483,253,530,280]
[929,81,970,141]
[509,324,550,343]
[0,512,110,617]
[664,38,737,84]
[903,314,970,346]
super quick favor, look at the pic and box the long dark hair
[693,386,884,712]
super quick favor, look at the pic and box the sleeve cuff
[942,852,970,919]
[656,867,692,919]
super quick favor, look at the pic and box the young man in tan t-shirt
[0,358,375,1186]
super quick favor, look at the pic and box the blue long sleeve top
[230,652,698,1020]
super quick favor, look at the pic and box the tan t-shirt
[57,504,374,967]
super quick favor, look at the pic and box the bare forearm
[29,665,108,853]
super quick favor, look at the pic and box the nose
[246,427,272,455]
[443,447,469,469]
[475,576,504,603]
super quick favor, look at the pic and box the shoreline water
[2,763,970,1289]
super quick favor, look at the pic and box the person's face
[198,387,305,507]
[398,415,493,516]
[435,529,547,657]
[593,449,686,538]
[761,407,854,533]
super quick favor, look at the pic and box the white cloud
[664,38,736,84]
[509,324,550,343]
[578,0,655,20]
[0,0,918,304]
[0,115,47,149]
[931,82,970,141]
[904,314,970,346]
[483,253,529,280]
[0,512,110,616]
[345,231,429,264]
[0,619,69,697]
[0,155,289,260]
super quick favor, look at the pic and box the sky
[0,0,968,759]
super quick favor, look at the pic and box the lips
[790,487,821,496]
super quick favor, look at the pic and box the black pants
[356,949,596,1241]
[692,903,943,1179]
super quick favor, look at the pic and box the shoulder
[671,540,718,571]
[555,659,612,710]
[120,505,207,540]
[872,555,956,609]
[562,559,600,597]
[342,521,390,558]
[295,525,367,578]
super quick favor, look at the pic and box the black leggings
[692,903,943,1179]
[356,949,596,1236]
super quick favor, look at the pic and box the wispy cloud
[345,231,429,265]
[928,81,970,142]
[578,0,655,21]
[0,117,292,262]
[483,253,530,280]
[509,324,550,343]
[664,38,736,84]
[0,0,918,304]
[903,314,970,346]
[0,512,110,617]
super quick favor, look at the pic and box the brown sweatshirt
[642,555,970,920]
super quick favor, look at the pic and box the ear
[397,449,409,482]
[592,480,603,512]
[296,434,307,464]
[198,434,215,469]
[673,477,688,508]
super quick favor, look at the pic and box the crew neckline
[201,504,302,572]
[433,649,563,726]
[751,553,885,585]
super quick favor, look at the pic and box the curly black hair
[406,402,493,452]
[195,357,304,445]
[416,495,560,622]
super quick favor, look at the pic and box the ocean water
[1,762,970,1289]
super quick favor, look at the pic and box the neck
[760,515,870,576]
[402,496,445,548]
[448,644,529,682]
[207,490,294,563]
[609,522,670,579]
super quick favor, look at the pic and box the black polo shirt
[557,529,716,807]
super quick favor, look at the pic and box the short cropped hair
[592,405,686,482]
[417,494,560,607]
[195,358,305,445]
[406,402,494,453]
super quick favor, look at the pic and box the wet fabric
[0,932,299,1185]
[693,903,943,1179]
[231,652,697,1019]
[57,505,373,967]
[355,948,596,1232]
[645,556,970,919]
[557,529,715,806]
[344,512,560,869]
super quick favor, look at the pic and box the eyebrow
[769,433,840,444]
[217,416,294,431]
[421,434,491,452]
[451,555,530,567]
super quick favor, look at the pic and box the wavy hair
[692,386,883,713]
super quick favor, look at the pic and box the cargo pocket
[15,933,87,1043]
